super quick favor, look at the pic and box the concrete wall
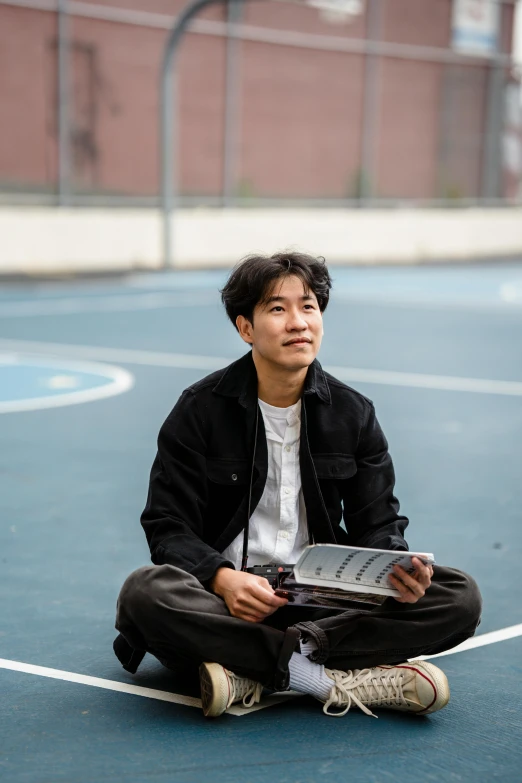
[1,206,522,274]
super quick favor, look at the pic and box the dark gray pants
[115,564,482,691]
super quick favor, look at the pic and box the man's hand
[210,568,288,622]
[388,556,434,604]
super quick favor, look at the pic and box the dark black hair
[220,251,332,330]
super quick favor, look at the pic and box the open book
[275,544,435,610]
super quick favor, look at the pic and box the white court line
[1,338,522,397]
[0,623,520,716]
[0,658,297,717]
[1,289,521,320]
[420,622,522,661]
[0,291,215,317]
[332,291,522,314]
[0,353,134,413]
[500,280,522,303]
[0,339,226,371]
[326,364,522,396]
[0,659,202,709]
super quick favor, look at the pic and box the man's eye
[271,306,284,312]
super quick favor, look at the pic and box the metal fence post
[481,1,504,199]
[359,0,384,202]
[57,0,71,206]
[222,0,243,206]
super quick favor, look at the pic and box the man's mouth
[284,338,311,346]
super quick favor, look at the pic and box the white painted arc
[1,338,522,397]
[0,623,520,715]
[0,353,135,413]
[0,340,225,371]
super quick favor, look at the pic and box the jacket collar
[212,351,332,407]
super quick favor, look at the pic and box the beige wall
[1,206,521,273]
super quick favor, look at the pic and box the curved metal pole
[161,0,229,269]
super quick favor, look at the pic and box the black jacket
[141,352,409,585]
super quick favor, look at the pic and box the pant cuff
[113,633,146,674]
[271,626,300,691]
[293,621,329,664]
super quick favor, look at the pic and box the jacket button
[231,473,238,481]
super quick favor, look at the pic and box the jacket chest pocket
[312,453,357,480]
[206,458,249,486]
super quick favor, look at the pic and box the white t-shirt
[221,398,309,569]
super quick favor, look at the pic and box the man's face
[237,275,323,371]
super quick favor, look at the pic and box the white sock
[288,652,333,701]
[299,637,318,657]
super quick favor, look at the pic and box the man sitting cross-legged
[114,251,482,718]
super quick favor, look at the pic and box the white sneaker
[199,662,263,717]
[322,660,450,718]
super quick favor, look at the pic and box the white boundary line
[333,291,522,314]
[419,622,522,660]
[326,364,522,396]
[0,624,520,716]
[0,658,297,717]
[0,659,202,709]
[0,340,225,371]
[1,339,522,397]
[500,280,522,303]
[0,291,215,318]
[1,286,521,318]
[0,353,135,413]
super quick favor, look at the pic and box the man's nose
[286,309,308,330]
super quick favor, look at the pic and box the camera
[246,563,385,610]
[246,564,294,589]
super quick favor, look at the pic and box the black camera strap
[241,403,259,572]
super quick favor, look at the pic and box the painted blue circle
[0,362,112,403]
[0,353,134,413]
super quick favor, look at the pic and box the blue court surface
[1,261,522,782]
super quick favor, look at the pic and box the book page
[294,545,434,592]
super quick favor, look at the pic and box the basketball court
[1,261,521,781]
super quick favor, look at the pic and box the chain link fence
[0,0,521,206]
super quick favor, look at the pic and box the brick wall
[0,0,516,199]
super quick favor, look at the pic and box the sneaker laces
[323,667,411,718]
[227,671,263,709]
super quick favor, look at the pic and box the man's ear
[236,314,253,345]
